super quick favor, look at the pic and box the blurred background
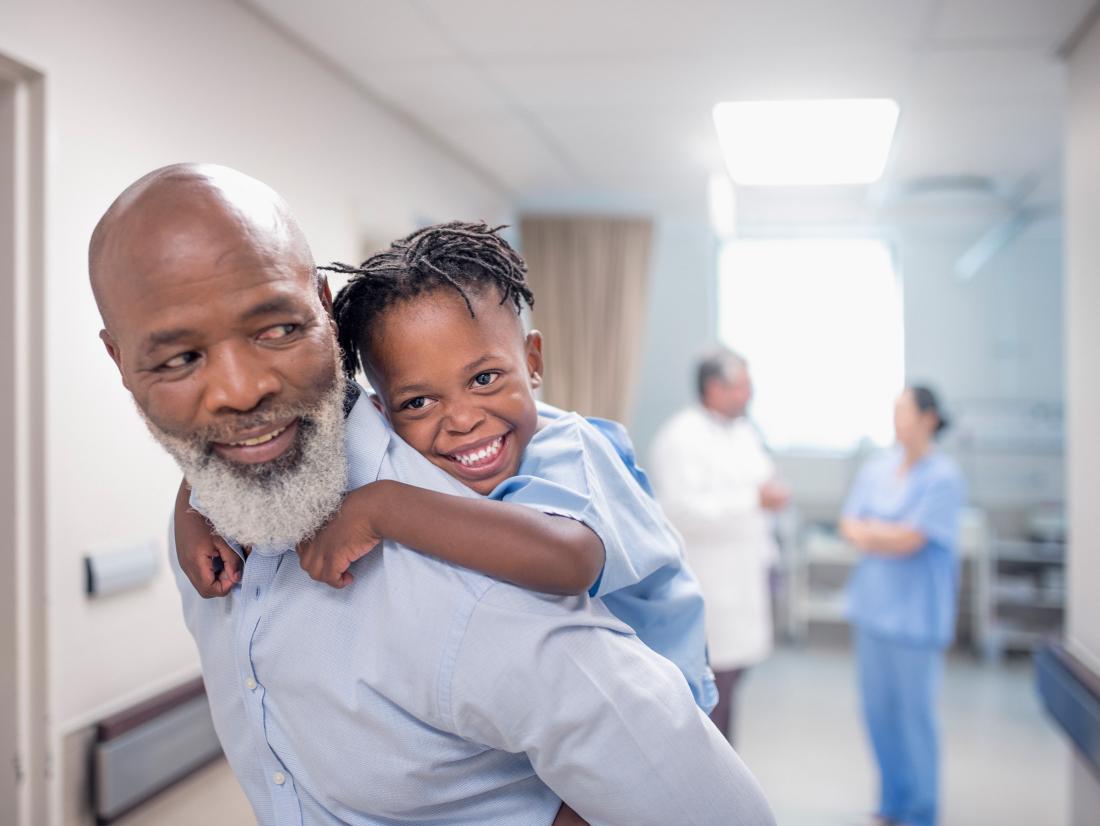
[2,1,1099,824]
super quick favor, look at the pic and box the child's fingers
[324,553,347,588]
[205,572,237,598]
[190,551,225,599]
[212,537,242,583]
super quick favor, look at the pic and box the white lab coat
[649,405,777,670]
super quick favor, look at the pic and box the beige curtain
[520,215,653,422]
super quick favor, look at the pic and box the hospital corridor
[2,2,1099,825]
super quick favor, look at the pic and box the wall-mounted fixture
[84,540,160,597]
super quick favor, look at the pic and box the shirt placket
[235,552,303,826]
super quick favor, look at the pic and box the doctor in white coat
[650,348,789,742]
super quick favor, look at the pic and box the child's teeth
[456,436,503,466]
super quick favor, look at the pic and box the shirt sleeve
[841,462,874,519]
[901,468,966,548]
[491,416,683,597]
[448,586,776,826]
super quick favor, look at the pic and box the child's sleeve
[490,416,683,597]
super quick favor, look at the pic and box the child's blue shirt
[490,403,717,712]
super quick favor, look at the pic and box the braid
[324,221,534,381]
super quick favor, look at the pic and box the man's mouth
[212,419,300,465]
[230,424,289,447]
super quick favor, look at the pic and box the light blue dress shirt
[491,404,716,711]
[174,389,774,826]
[842,447,967,647]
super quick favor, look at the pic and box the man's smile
[212,418,300,464]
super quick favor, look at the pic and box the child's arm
[552,803,588,826]
[296,480,604,595]
[174,479,242,598]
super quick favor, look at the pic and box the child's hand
[174,480,242,598]
[552,804,588,826]
[297,485,384,588]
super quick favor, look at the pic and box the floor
[115,644,1070,826]
[738,645,1070,826]
[115,757,255,826]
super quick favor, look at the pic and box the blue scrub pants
[855,628,944,826]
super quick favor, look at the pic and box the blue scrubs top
[842,448,966,648]
[490,404,716,711]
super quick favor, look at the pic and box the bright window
[718,238,904,451]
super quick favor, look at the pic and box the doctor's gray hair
[696,346,747,400]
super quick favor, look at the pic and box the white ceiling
[243,0,1095,223]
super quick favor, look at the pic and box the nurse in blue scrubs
[839,386,966,826]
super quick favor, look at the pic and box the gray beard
[141,371,349,548]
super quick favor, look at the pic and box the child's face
[365,288,543,495]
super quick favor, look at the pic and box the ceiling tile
[910,47,1065,103]
[417,0,936,59]
[246,0,456,61]
[434,112,580,192]
[932,0,1095,45]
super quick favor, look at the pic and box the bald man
[91,164,775,826]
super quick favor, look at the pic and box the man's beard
[141,366,349,548]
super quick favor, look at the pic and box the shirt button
[273,771,286,786]
[245,677,257,690]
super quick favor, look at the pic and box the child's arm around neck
[298,479,605,595]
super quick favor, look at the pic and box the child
[175,222,715,713]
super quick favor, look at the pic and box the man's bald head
[89,163,314,331]
[90,165,347,548]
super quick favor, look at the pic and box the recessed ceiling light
[712,98,899,186]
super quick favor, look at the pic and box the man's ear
[525,330,544,390]
[100,329,131,391]
[317,274,334,317]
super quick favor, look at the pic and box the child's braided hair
[324,221,534,380]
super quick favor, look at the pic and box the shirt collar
[343,383,393,490]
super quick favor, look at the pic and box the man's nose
[203,343,282,414]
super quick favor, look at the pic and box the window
[718,238,904,451]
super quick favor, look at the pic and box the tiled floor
[116,644,1070,826]
[737,645,1070,826]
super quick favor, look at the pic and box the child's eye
[472,371,499,388]
[402,396,432,411]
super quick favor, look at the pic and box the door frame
[0,51,47,826]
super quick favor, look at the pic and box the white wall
[1064,8,1100,823]
[0,2,509,819]
[629,216,718,451]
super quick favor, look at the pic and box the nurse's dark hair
[696,346,747,400]
[910,385,951,436]
[323,221,534,380]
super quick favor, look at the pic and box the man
[89,164,775,825]
[649,348,789,744]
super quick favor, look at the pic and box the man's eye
[473,371,499,387]
[402,396,431,411]
[259,323,298,340]
[160,352,199,370]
